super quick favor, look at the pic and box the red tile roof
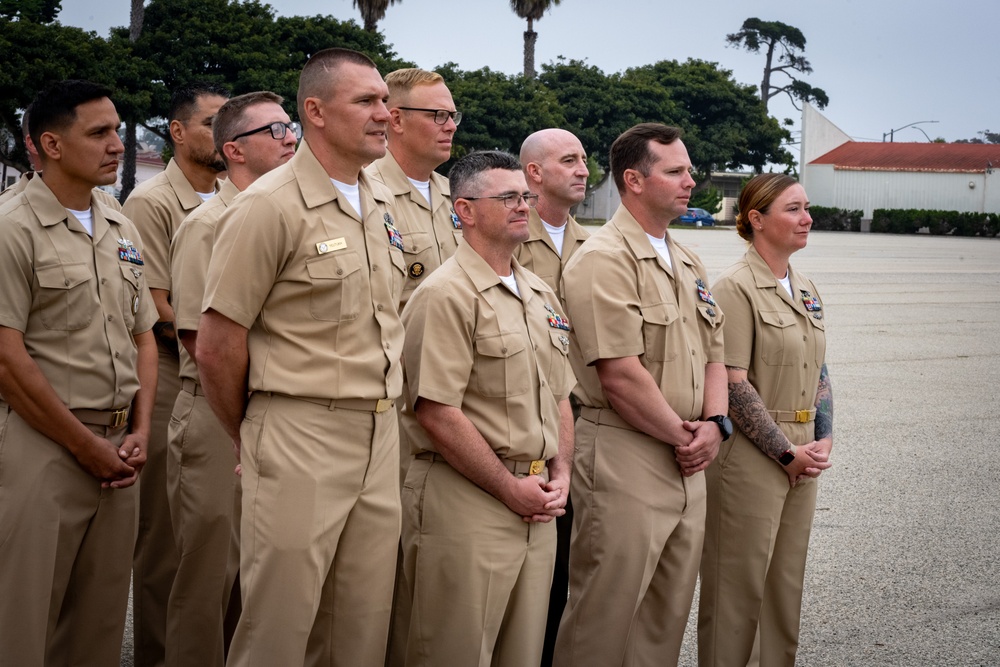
[809,142,1000,173]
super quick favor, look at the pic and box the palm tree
[509,0,560,79]
[353,0,401,33]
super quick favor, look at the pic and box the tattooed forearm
[814,363,833,441]
[729,378,792,461]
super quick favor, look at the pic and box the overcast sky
[60,0,998,159]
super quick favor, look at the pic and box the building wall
[805,165,1000,219]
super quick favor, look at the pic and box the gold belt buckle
[794,409,810,423]
[528,459,545,476]
[110,407,129,429]
[375,398,393,413]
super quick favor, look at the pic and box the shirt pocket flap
[759,310,795,328]
[549,329,570,355]
[306,252,362,280]
[401,230,433,254]
[475,332,526,358]
[37,263,89,290]
[639,302,679,326]
[120,263,141,287]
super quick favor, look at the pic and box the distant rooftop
[809,142,1000,173]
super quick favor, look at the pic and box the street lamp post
[882,120,939,142]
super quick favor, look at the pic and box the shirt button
[683,316,688,323]
[65,279,70,286]
[803,335,808,341]
[803,363,808,369]
[115,351,120,359]
[337,269,343,275]
[372,265,379,271]
[101,278,107,284]
[107,315,113,321]
[501,347,508,353]
[377,304,384,311]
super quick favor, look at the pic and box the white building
[801,104,1000,222]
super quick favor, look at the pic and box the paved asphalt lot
[121,229,1000,666]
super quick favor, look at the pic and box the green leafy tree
[956,130,1000,144]
[539,58,678,172]
[0,0,61,23]
[689,185,722,213]
[0,15,126,173]
[726,18,828,111]
[351,0,401,33]
[436,63,564,170]
[509,0,560,79]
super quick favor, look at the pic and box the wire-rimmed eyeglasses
[462,193,539,209]
[397,107,463,126]
[231,121,302,142]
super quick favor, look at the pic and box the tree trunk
[122,0,146,203]
[523,17,537,79]
[760,39,776,111]
[365,17,377,32]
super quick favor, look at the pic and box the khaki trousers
[399,456,556,667]
[227,392,400,667]
[698,435,818,667]
[553,414,706,667]
[165,383,241,667]
[133,346,181,667]
[0,405,136,667]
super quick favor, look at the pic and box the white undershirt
[408,177,431,205]
[541,218,566,258]
[646,233,673,270]
[777,272,793,297]
[195,190,215,203]
[499,272,520,298]
[67,207,93,237]
[331,179,361,216]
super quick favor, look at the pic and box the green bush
[871,209,1000,237]
[809,206,861,232]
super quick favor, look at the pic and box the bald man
[516,128,591,667]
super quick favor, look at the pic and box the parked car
[678,207,716,226]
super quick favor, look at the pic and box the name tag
[316,237,347,255]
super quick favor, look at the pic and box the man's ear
[302,97,325,129]
[623,168,643,195]
[222,141,243,165]
[36,131,61,162]
[169,118,185,147]
[453,198,475,228]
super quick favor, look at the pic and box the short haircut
[297,48,378,121]
[385,68,444,106]
[26,79,114,152]
[610,122,683,194]
[168,82,231,124]
[20,108,30,140]
[213,90,285,158]
[448,150,522,200]
[735,173,799,242]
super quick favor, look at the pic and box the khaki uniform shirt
[203,140,405,400]
[0,176,157,409]
[401,242,575,461]
[366,151,461,307]
[514,209,589,302]
[122,159,220,292]
[713,245,826,443]
[0,171,121,211]
[562,205,724,422]
[170,178,240,384]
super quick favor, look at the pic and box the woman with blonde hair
[698,174,833,666]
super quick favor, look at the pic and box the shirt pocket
[544,329,571,396]
[120,264,142,329]
[758,310,797,366]
[474,332,529,398]
[305,251,362,322]
[639,302,679,362]
[35,263,93,331]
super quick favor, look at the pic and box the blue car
[678,208,716,226]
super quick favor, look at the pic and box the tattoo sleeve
[728,377,792,461]
[814,363,833,441]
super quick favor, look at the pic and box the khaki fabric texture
[514,208,589,302]
[122,158,219,291]
[204,140,405,401]
[170,178,240,383]
[367,150,461,308]
[561,205,724,421]
[0,176,156,408]
[400,242,575,461]
[698,245,827,667]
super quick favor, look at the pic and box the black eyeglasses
[230,121,302,142]
[462,193,539,209]
[397,107,463,126]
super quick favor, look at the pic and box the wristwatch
[706,415,733,441]
[778,446,796,466]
